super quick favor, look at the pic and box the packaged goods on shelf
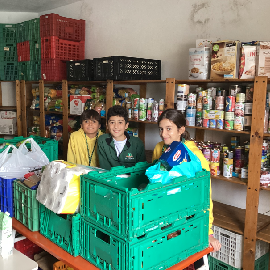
[36,160,105,214]
[210,40,240,79]
[0,118,17,134]
[210,225,269,268]
[0,111,16,119]
[196,38,220,48]
[70,95,91,115]
[239,41,258,79]
[188,47,210,80]
[257,41,270,77]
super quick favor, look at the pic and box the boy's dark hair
[158,109,190,140]
[107,105,128,123]
[80,109,101,124]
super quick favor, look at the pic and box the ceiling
[0,0,81,12]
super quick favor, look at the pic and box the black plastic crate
[93,56,161,80]
[66,59,94,81]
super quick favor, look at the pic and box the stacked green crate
[0,24,18,80]
[17,18,41,81]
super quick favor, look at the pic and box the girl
[67,109,103,167]
[152,109,221,269]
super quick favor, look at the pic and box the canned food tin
[211,149,220,163]
[225,120,234,130]
[139,98,147,110]
[187,93,197,108]
[197,97,203,111]
[203,96,212,110]
[225,112,235,121]
[245,86,254,102]
[133,98,140,109]
[210,162,219,176]
[177,84,189,95]
[159,99,165,111]
[209,119,216,129]
[133,109,139,120]
[234,116,244,131]
[223,162,233,177]
[202,146,211,161]
[244,103,253,115]
[244,115,252,131]
[241,167,248,179]
[128,108,132,119]
[215,96,224,110]
[225,96,235,112]
[186,108,196,126]
[229,85,242,96]
[203,119,209,128]
[235,147,244,160]
[236,93,246,103]
[235,103,245,117]
[224,150,234,159]
[216,119,224,129]
[196,111,203,127]
[177,95,187,111]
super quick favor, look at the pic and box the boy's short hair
[80,109,101,124]
[107,105,128,123]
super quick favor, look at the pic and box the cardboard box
[203,110,224,120]
[0,118,17,134]
[189,47,211,80]
[257,42,270,78]
[0,111,16,119]
[70,95,91,115]
[159,141,190,170]
[210,40,240,79]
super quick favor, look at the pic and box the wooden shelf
[212,175,247,186]
[175,79,255,84]
[129,119,157,125]
[186,125,251,135]
[0,106,17,111]
[13,218,212,270]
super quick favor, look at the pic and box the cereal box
[239,42,258,79]
[188,47,210,80]
[210,40,240,79]
[257,42,270,78]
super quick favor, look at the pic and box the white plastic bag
[0,145,16,168]
[0,138,49,179]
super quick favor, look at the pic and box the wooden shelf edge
[211,175,247,186]
[186,125,250,135]
[175,79,255,84]
[0,106,17,111]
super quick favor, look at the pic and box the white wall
[1,0,269,213]
[0,12,38,23]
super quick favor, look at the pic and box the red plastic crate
[40,13,85,41]
[17,41,30,62]
[14,238,43,260]
[41,36,85,61]
[41,59,66,81]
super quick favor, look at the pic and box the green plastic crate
[0,43,17,62]
[30,39,41,61]
[0,135,58,162]
[18,60,41,81]
[80,162,210,240]
[17,18,40,42]
[39,204,80,256]
[0,61,18,80]
[0,24,17,43]
[81,211,209,270]
[14,180,39,231]
[209,253,269,270]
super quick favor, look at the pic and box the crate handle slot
[161,223,172,230]
[218,262,229,269]
[96,230,110,244]
[186,214,195,220]
[167,230,181,240]
[137,234,146,240]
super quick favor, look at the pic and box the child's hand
[209,235,221,252]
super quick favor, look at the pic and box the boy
[98,105,146,170]
[67,109,103,167]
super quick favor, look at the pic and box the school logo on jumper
[173,150,181,161]
[126,153,134,160]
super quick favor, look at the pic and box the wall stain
[80,0,93,28]
[190,2,210,25]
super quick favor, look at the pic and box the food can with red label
[235,103,245,117]
[234,116,244,131]
[216,119,224,129]
[215,96,224,110]
[203,119,209,128]
[226,96,235,112]
[211,148,220,163]
[210,162,219,176]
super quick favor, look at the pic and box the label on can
[234,116,244,131]
[177,96,187,111]
[216,119,224,129]
[244,103,253,115]
[235,103,245,117]
[128,108,132,119]
[203,96,212,110]
[236,93,246,103]
[210,162,219,176]
[203,119,209,128]
[244,115,252,127]
[133,109,139,120]
[225,120,234,130]
[245,86,254,102]
[223,164,233,177]
[209,119,216,128]
[241,167,248,179]
[186,108,196,126]
[203,147,211,161]
[188,93,197,108]
[225,112,235,121]
[211,149,220,163]
[215,96,224,110]
[226,96,235,112]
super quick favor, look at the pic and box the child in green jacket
[98,105,146,170]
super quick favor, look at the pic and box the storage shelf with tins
[0,81,22,136]
[186,125,251,135]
